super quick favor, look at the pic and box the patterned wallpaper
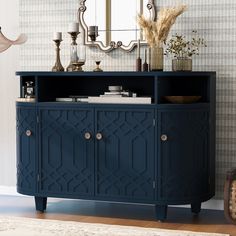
[19,0,236,198]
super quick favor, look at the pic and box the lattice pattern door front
[95,109,155,201]
[39,108,94,197]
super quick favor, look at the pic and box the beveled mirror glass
[78,0,156,52]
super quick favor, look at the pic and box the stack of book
[88,86,151,104]
[88,96,151,104]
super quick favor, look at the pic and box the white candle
[68,22,79,32]
[53,32,62,41]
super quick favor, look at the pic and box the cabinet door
[158,109,210,202]
[39,108,94,197]
[16,105,36,194]
[95,109,155,201]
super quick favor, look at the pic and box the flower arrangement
[137,5,187,48]
[165,31,207,59]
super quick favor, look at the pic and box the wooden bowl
[164,96,202,104]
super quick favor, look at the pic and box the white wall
[0,0,20,186]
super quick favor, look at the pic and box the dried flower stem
[137,4,187,48]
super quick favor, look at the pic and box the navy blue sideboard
[16,71,216,220]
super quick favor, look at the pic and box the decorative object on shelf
[108,86,122,92]
[94,85,144,103]
[19,80,35,102]
[72,44,86,71]
[67,22,80,72]
[0,26,27,53]
[137,4,187,71]
[165,31,207,71]
[150,46,164,71]
[224,168,236,224]
[93,61,103,72]
[172,58,192,71]
[52,32,64,72]
[142,48,149,72]
[24,81,35,99]
[91,50,105,72]
[88,96,151,104]
[136,39,142,71]
[164,96,202,104]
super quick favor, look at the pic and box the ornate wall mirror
[78,0,156,52]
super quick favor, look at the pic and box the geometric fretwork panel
[16,106,36,193]
[158,109,210,202]
[39,108,94,196]
[95,109,155,201]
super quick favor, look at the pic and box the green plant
[165,31,206,58]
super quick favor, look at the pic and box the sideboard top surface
[16,71,216,78]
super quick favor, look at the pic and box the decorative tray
[164,96,202,104]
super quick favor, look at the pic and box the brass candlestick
[52,40,64,72]
[67,32,79,72]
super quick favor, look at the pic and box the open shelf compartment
[156,75,211,104]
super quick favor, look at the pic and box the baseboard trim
[0,186,224,210]
[170,199,224,211]
[0,186,21,196]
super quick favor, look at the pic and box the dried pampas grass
[137,4,187,47]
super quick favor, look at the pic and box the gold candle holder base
[72,61,85,72]
[52,40,64,72]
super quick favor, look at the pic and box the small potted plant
[165,31,206,71]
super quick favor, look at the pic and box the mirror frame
[78,0,156,53]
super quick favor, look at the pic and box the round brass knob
[161,134,168,142]
[96,133,103,140]
[84,132,92,140]
[26,130,32,137]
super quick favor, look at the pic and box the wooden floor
[0,195,235,235]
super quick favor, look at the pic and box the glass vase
[150,46,163,71]
[172,58,192,71]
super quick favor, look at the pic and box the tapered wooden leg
[191,202,201,214]
[155,204,167,221]
[34,197,47,212]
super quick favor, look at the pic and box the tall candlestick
[53,32,62,41]
[52,39,64,72]
[137,39,140,58]
[136,40,142,72]
[143,48,148,72]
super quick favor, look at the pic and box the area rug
[0,216,229,236]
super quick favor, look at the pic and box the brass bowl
[164,96,202,104]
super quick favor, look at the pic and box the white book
[88,96,151,104]
[100,94,123,97]
[104,92,122,95]
[56,98,74,102]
